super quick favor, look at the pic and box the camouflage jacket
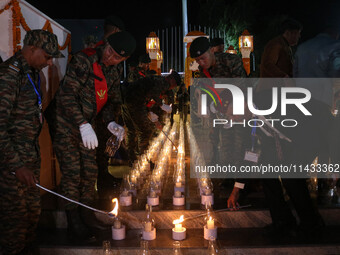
[126,67,147,83]
[198,53,247,78]
[121,76,170,124]
[0,51,42,172]
[47,44,122,138]
[122,75,170,108]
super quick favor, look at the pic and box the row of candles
[111,120,217,241]
[186,122,215,206]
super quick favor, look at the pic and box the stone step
[38,227,340,255]
[39,208,340,230]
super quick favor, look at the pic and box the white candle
[114,220,122,229]
[174,223,182,232]
[207,217,214,229]
[175,182,182,188]
[145,222,152,232]
[175,191,181,197]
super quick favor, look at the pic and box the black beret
[104,15,125,31]
[190,37,210,58]
[210,38,224,47]
[139,54,151,63]
[168,70,182,87]
[107,31,136,57]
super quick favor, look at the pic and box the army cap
[104,15,125,31]
[107,31,136,57]
[190,37,210,58]
[139,54,151,63]
[23,29,64,58]
[210,38,224,47]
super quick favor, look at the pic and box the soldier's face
[284,29,301,46]
[102,44,127,66]
[29,47,53,71]
[195,49,215,70]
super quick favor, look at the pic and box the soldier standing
[46,31,136,240]
[189,36,248,192]
[93,15,126,197]
[0,30,64,255]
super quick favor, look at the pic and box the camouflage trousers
[121,105,154,162]
[0,163,40,255]
[53,133,97,210]
[212,125,248,167]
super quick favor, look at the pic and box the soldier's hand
[79,123,98,149]
[148,112,159,122]
[155,121,163,130]
[107,121,125,142]
[227,187,240,211]
[14,166,37,187]
[161,103,172,113]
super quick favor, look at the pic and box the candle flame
[173,215,184,225]
[109,198,119,217]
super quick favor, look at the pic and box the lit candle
[174,223,182,232]
[145,222,152,232]
[207,217,214,229]
[114,219,121,229]
[175,182,182,188]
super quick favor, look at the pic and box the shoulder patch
[9,64,20,72]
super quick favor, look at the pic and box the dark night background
[25,0,340,72]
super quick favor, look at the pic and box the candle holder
[112,223,126,240]
[147,189,159,206]
[172,226,186,240]
[142,204,156,240]
[173,191,185,206]
[119,190,132,207]
[201,193,214,206]
[204,224,217,240]
[203,202,217,240]
[172,215,186,240]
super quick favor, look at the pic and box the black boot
[80,207,111,232]
[66,208,96,242]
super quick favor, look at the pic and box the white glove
[79,123,98,149]
[148,112,159,122]
[210,101,217,114]
[107,121,125,142]
[160,103,172,113]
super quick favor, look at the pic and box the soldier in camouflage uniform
[126,53,151,82]
[121,71,181,162]
[190,36,248,192]
[0,30,64,255]
[46,31,135,240]
[93,15,126,197]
